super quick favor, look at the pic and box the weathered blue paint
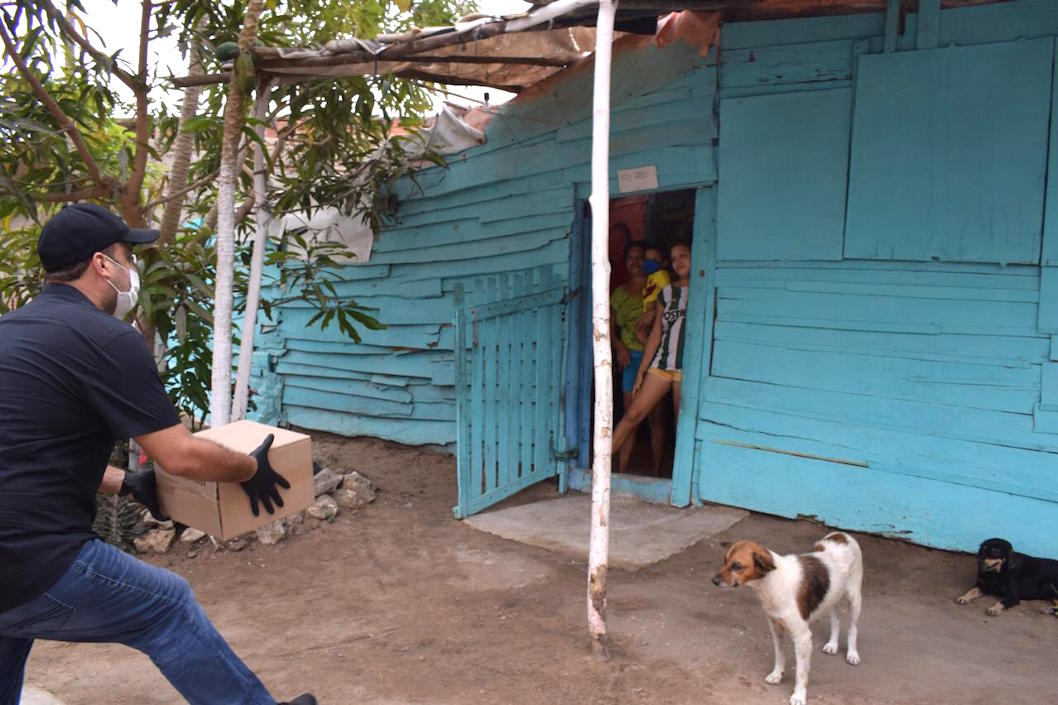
[670,186,715,507]
[453,284,471,518]
[916,0,941,49]
[260,0,1058,553]
[718,88,851,261]
[698,435,1054,555]
[259,38,719,461]
[453,272,568,516]
[845,39,1053,264]
[883,0,900,53]
[563,202,586,475]
[566,468,672,505]
[696,0,1058,557]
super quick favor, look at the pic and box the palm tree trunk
[159,35,206,247]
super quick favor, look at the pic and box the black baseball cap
[37,203,160,273]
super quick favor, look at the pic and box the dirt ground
[24,433,1057,705]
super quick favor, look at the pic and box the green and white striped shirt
[650,285,688,371]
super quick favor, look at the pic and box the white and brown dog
[712,532,863,705]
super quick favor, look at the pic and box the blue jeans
[0,539,276,705]
[621,350,644,393]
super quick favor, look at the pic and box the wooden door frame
[564,183,716,507]
[672,185,716,506]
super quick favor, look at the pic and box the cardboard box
[156,420,314,540]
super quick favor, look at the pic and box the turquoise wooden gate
[452,271,570,518]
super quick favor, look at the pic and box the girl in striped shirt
[611,240,691,472]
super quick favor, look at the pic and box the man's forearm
[136,424,259,483]
[175,438,257,483]
[99,465,126,495]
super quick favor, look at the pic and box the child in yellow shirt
[637,244,670,341]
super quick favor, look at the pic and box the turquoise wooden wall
[253,39,716,449]
[258,0,1058,556]
[699,0,1058,557]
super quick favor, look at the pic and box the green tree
[0,0,471,424]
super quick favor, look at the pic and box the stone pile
[132,467,376,555]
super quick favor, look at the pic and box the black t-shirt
[0,284,181,613]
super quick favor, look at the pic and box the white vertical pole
[210,0,263,427]
[232,85,271,421]
[587,0,618,660]
[212,120,237,427]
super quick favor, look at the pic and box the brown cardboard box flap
[194,420,310,455]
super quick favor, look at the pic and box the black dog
[955,538,1058,616]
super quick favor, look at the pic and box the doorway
[566,187,702,502]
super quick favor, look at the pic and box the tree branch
[38,185,110,202]
[33,0,142,91]
[0,20,113,191]
[158,17,206,246]
[170,72,230,88]
[121,0,153,225]
[204,119,298,231]
[144,168,219,210]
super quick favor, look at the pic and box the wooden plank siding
[257,0,1058,554]
[698,0,1058,557]
[260,41,718,448]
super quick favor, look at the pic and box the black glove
[241,434,291,516]
[119,469,169,522]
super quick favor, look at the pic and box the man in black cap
[0,204,316,705]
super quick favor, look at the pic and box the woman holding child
[611,239,691,474]
[610,239,668,475]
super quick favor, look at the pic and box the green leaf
[182,115,215,133]
[348,309,386,330]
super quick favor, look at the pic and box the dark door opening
[573,188,698,480]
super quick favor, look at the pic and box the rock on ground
[333,486,371,509]
[255,518,287,545]
[306,494,339,520]
[334,471,377,508]
[179,527,207,543]
[313,468,342,497]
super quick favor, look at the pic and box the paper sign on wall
[617,165,659,193]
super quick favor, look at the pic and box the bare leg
[765,619,786,685]
[672,380,682,419]
[646,402,666,476]
[617,391,639,473]
[790,624,812,705]
[611,373,672,455]
[822,610,839,655]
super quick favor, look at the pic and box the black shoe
[280,695,318,705]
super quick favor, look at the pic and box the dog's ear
[753,550,776,574]
[1006,552,1021,572]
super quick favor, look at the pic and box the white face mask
[103,254,141,319]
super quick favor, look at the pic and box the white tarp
[268,208,374,265]
[409,104,486,157]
